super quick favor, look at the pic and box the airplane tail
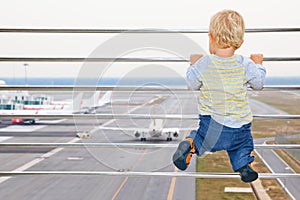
[70,92,83,112]
[96,91,112,107]
[82,91,101,108]
[149,119,164,130]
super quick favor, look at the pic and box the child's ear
[208,33,214,42]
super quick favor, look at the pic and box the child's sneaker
[172,138,195,170]
[238,163,258,182]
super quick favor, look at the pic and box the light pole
[24,63,28,85]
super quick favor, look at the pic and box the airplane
[7,92,83,124]
[98,118,193,141]
[0,91,112,124]
[81,91,112,114]
[22,91,111,112]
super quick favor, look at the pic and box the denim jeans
[188,115,254,171]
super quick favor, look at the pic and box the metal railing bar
[262,85,300,90]
[0,85,299,91]
[0,28,300,33]
[0,143,299,149]
[0,114,299,119]
[0,57,299,62]
[0,171,298,178]
[254,114,300,119]
[0,86,118,91]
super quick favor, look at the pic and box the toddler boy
[172,10,266,182]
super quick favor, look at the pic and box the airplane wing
[98,126,148,132]
[163,127,195,132]
[98,126,194,132]
[98,125,194,141]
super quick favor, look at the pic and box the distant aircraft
[98,119,192,141]
[8,92,83,124]
[81,91,112,114]
[22,91,111,113]
[0,91,112,124]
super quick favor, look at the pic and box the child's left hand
[250,54,263,64]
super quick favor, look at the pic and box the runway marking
[167,167,179,200]
[224,187,253,193]
[167,126,195,200]
[110,96,162,200]
[67,157,84,161]
[0,136,12,142]
[0,125,46,132]
[37,119,67,124]
[271,149,296,173]
[111,149,148,200]
[255,148,296,200]
[0,138,80,185]
[111,176,129,200]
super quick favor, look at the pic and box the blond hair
[209,10,245,50]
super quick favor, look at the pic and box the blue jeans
[188,115,254,171]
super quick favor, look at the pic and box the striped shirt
[186,54,266,128]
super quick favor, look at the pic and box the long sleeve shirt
[186,54,266,128]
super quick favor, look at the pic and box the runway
[0,91,198,200]
[250,97,300,200]
[0,90,298,199]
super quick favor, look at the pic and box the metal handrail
[0,27,299,183]
[0,171,298,179]
[0,143,299,149]
[0,28,300,33]
[0,57,299,62]
[0,114,299,119]
[0,85,299,91]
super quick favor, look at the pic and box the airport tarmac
[0,91,198,200]
[0,90,298,200]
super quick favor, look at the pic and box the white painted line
[271,149,296,173]
[0,138,80,185]
[37,119,67,124]
[0,97,158,186]
[254,149,275,174]
[67,157,84,161]
[0,125,46,132]
[255,149,296,200]
[0,137,12,142]
[224,187,253,193]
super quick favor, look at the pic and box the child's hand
[250,54,263,64]
[190,54,203,66]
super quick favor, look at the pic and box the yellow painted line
[167,167,179,200]
[111,97,161,200]
[167,124,196,200]
[111,176,129,200]
[111,149,147,200]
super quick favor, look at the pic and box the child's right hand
[250,54,263,64]
[190,54,203,66]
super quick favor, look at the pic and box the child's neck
[213,47,235,58]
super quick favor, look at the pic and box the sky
[0,0,299,78]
